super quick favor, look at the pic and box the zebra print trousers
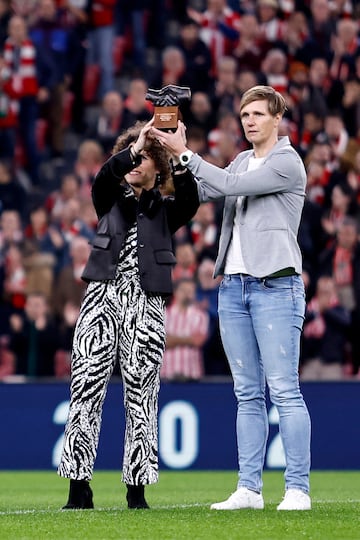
[57,272,165,485]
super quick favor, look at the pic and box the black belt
[265,267,297,279]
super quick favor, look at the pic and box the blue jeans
[218,274,311,494]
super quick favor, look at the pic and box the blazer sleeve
[91,148,141,218]
[189,149,306,200]
[165,171,200,233]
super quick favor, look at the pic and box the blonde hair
[239,85,287,116]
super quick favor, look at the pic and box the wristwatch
[179,150,194,167]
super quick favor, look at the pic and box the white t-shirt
[224,156,265,274]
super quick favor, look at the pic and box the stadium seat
[35,118,48,152]
[82,64,100,104]
[62,91,75,129]
[112,35,126,75]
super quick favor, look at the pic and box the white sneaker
[277,489,311,511]
[210,487,264,510]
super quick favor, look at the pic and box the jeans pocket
[261,276,292,290]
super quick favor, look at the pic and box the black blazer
[82,147,200,296]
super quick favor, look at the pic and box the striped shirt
[161,303,209,381]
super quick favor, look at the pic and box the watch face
[180,151,191,165]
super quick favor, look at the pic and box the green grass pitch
[0,470,359,539]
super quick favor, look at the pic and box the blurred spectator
[174,15,212,93]
[4,15,41,186]
[123,77,153,127]
[323,111,350,165]
[23,204,66,272]
[52,234,90,320]
[187,0,240,77]
[0,1,11,51]
[10,1,38,23]
[45,171,81,223]
[207,109,243,164]
[0,208,23,248]
[298,196,324,292]
[235,68,259,97]
[2,243,27,311]
[59,0,89,134]
[282,10,309,60]
[260,48,288,94]
[195,257,228,375]
[185,125,209,156]
[329,18,359,84]
[233,13,263,73]
[55,197,94,265]
[24,249,55,302]
[304,134,336,206]
[0,159,27,220]
[329,0,354,19]
[189,201,220,262]
[73,139,104,198]
[85,91,130,156]
[86,0,116,100]
[0,210,24,336]
[256,0,286,48]
[8,290,58,377]
[298,107,325,157]
[344,148,360,205]
[341,74,360,138]
[54,300,79,378]
[301,275,351,380]
[150,45,192,89]
[161,277,209,381]
[78,198,97,232]
[278,116,300,150]
[300,57,333,123]
[211,54,238,115]
[286,60,309,126]
[0,52,19,166]
[299,0,336,65]
[182,90,217,135]
[320,183,357,245]
[318,217,360,374]
[115,1,149,77]
[29,0,73,160]
[146,0,169,51]
[0,333,15,380]
[172,241,198,281]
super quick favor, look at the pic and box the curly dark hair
[112,121,173,190]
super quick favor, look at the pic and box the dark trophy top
[145,85,191,106]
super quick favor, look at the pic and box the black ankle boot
[62,479,94,510]
[126,484,149,509]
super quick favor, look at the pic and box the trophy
[145,84,191,131]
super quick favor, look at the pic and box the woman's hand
[132,117,155,154]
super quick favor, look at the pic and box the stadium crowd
[0,0,360,382]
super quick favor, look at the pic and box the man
[161,277,209,381]
[152,85,311,511]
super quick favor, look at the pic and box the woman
[58,119,199,509]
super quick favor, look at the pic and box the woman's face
[124,151,159,195]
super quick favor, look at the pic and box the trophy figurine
[145,84,191,131]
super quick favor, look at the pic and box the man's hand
[151,121,188,158]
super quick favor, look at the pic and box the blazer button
[139,243,145,248]
[138,213,144,218]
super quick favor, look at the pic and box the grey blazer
[187,136,307,278]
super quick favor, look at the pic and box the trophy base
[153,106,179,131]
